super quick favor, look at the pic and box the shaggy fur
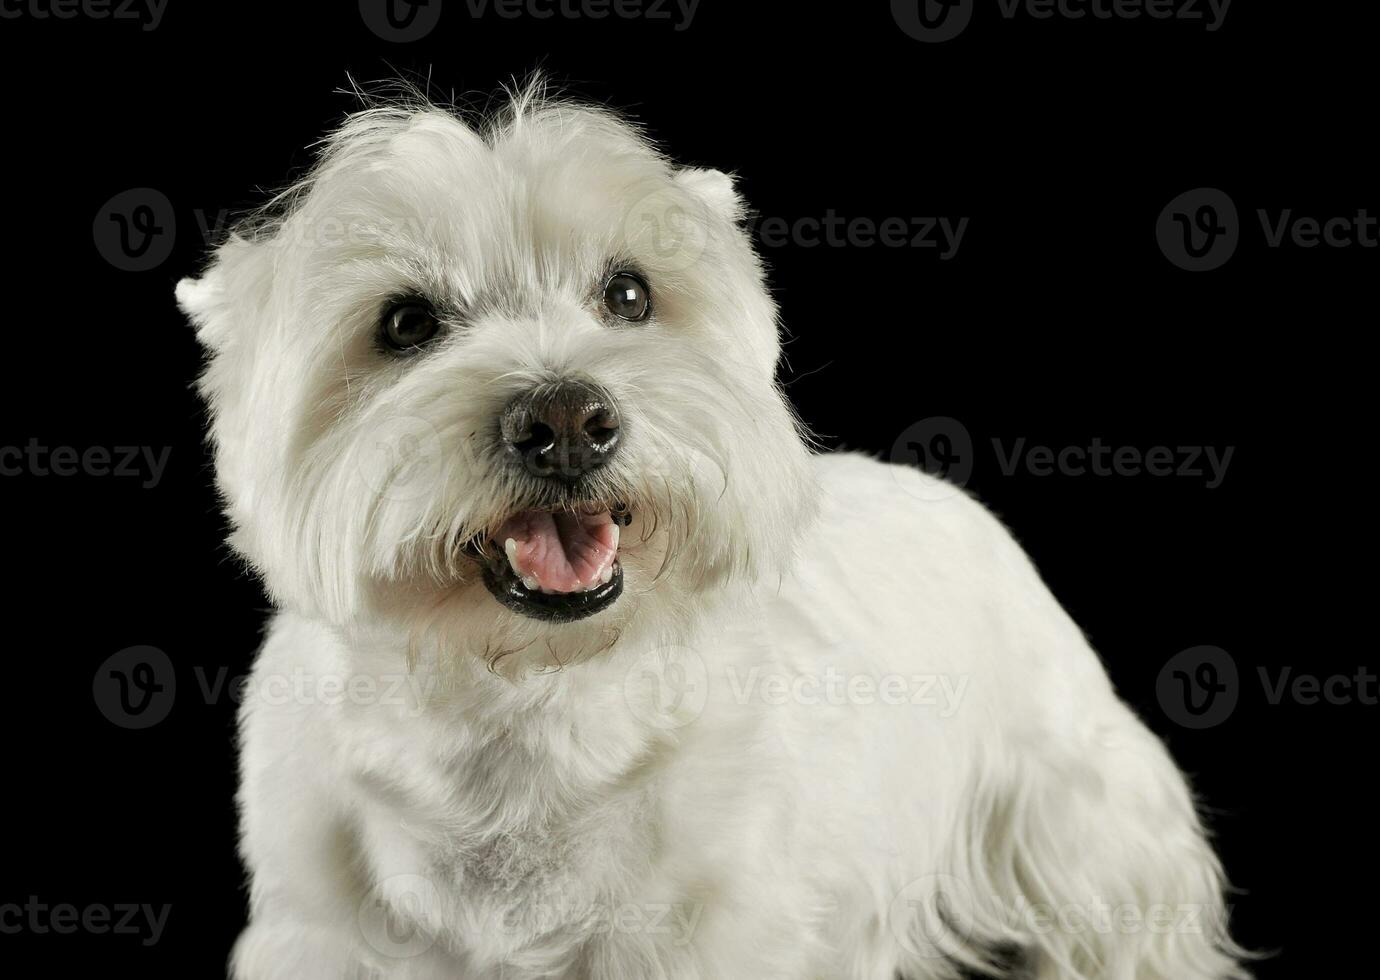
[178,80,1248,980]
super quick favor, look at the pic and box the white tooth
[600,565,613,584]
[610,524,620,551]
[504,538,520,572]
[521,574,540,591]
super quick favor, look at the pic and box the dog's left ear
[175,235,273,353]
[175,274,220,340]
[675,168,744,223]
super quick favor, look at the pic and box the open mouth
[473,505,631,622]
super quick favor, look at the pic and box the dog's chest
[432,789,656,968]
[345,712,662,965]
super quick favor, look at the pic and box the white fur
[179,81,1247,980]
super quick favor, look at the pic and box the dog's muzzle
[468,380,629,622]
[500,380,621,482]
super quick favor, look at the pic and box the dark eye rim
[377,297,443,356]
[602,270,652,322]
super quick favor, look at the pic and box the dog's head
[178,82,815,671]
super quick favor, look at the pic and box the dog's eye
[603,272,651,322]
[380,301,442,354]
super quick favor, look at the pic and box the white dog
[177,81,1247,980]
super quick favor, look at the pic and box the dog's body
[179,83,1245,980]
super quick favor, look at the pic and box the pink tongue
[496,510,619,594]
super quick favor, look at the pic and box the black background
[0,1,1373,976]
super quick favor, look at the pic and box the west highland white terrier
[178,81,1247,980]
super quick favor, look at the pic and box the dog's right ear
[675,168,745,224]
[176,235,272,352]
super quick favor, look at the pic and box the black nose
[500,380,622,481]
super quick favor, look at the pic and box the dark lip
[481,561,624,623]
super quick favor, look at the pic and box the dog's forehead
[298,108,674,269]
